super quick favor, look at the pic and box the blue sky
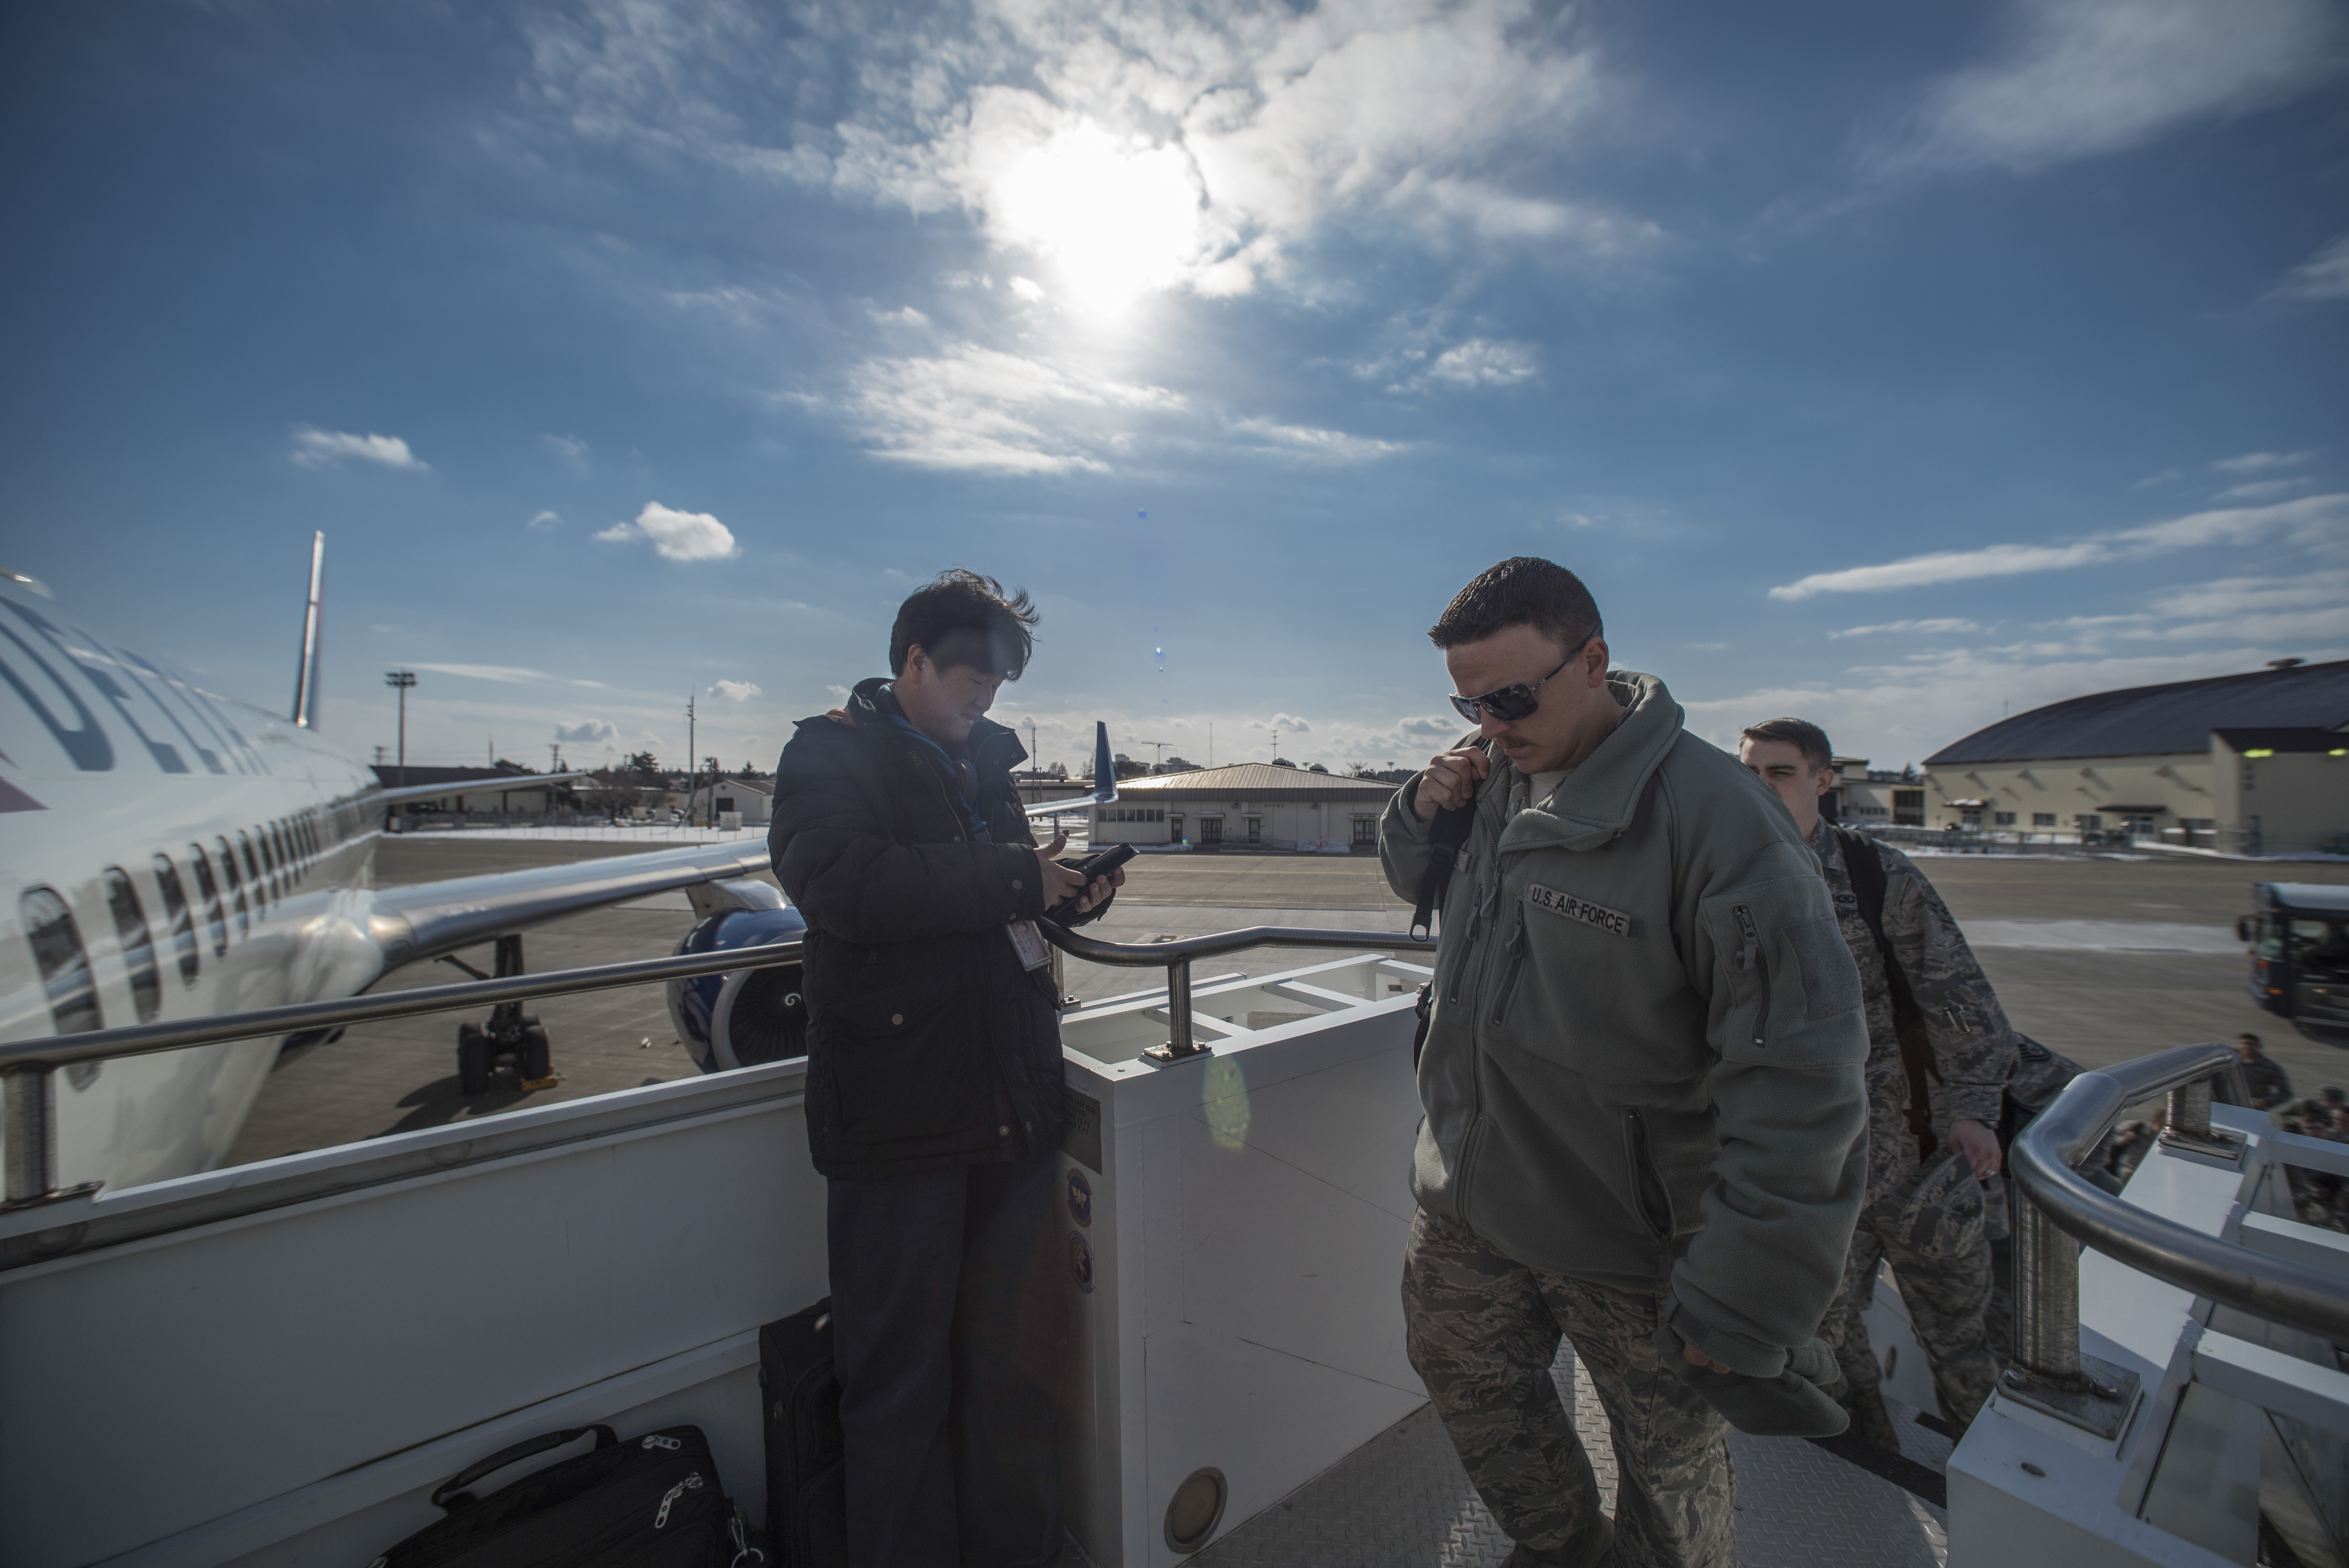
[4,0,2344,777]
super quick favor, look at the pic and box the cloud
[544,433,588,461]
[410,663,565,684]
[291,427,428,470]
[594,501,741,561]
[2212,449,2315,473]
[841,344,1183,473]
[1266,713,1312,734]
[1864,0,2344,180]
[527,509,563,529]
[1423,338,1539,389]
[1828,618,1985,638]
[2123,570,2349,644]
[709,679,763,701]
[525,0,1647,311]
[1769,492,2349,600]
[2214,478,2312,501]
[1229,417,1405,463]
[2266,235,2349,302]
[554,718,621,744]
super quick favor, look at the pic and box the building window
[1353,818,1376,845]
[1960,808,1982,829]
[1893,789,1924,827]
[2032,813,2056,827]
[1201,818,1223,845]
[1993,812,2016,827]
[2076,814,2102,832]
[21,887,103,1035]
[1248,817,1262,844]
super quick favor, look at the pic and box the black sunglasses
[1448,640,1590,723]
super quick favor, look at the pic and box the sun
[987,120,1207,317]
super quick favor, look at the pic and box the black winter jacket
[768,678,1110,1180]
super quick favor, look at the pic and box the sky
[3,0,2345,779]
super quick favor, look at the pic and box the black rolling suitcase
[372,1423,754,1568]
[759,1298,848,1568]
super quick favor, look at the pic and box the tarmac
[226,835,2349,1165]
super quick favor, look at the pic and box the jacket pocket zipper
[1444,908,1483,1007]
[1623,1109,1674,1241]
[1732,904,1767,1048]
[1488,903,1528,1028]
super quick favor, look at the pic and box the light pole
[385,670,416,832]
[685,694,697,829]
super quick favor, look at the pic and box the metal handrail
[2008,1042,2349,1382]
[2,919,1428,1209]
[1040,919,1429,1065]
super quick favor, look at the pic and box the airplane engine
[665,882,810,1073]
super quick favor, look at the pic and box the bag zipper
[654,1472,706,1529]
[1732,904,1767,1048]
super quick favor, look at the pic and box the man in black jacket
[769,569,1121,1568]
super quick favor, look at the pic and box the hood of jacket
[1494,670,1686,854]
[834,675,1028,775]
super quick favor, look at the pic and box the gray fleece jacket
[1381,671,1869,1377]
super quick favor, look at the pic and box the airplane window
[187,845,227,956]
[152,853,200,985]
[21,887,103,1035]
[239,831,266,915]
[259,823,282,897]
[102,868,162,1025]
[217,834,250,934]
[274,819,293,880]
[298,812,315,864]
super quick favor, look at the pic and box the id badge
[1006,918,1052,972]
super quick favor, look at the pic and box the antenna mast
[290,532,324,728]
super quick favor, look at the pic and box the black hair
[1741,717,1835,773]
[889,568,1039,679]
[1428,557,1603,654]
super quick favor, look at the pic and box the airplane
[0,543,1118,1194]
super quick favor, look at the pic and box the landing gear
[444,935,557,1096]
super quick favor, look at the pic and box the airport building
[1829,758,1925,827]
[686,776,773,826]
[367,763,569,814]
[1094,763,1397,850]
[1918,659,2349,852]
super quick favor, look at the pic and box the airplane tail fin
[290,532,324,729]
[1091,721,1116,803]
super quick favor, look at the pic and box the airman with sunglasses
[1381,558,1870,1568]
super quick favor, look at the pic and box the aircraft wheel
[519,1023,552,1081]
[457,1024,492,1096]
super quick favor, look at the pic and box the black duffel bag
[369,1422,757,1568]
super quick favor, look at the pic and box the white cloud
[1008,276,1046,301]
[1266,712,1312,734]
[554,718,621,744]
[842,344,1184,473]
[2212,449,2315,473]
[1770,493,2349,600]
[1424,338,1539,389]
[595,501,741,561]
[1230,417,1405,463]
[1828,618,1985,638]
[525,0,1648,311]
[710,679,763,701]
[1865,0,2344,179]
[291,427,428,471]
[545,433,588,461]
[2214,478,2312,501]
[410,663,564,684]
[2266,235,2349,302]
[527,509,563,529]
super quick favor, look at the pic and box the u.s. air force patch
[1527,884,1635,937]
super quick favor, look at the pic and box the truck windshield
[2294,919,2349,978]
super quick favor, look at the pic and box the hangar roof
[1924,660,2349,765]
[1116,763,1397,804]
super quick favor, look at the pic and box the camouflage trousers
[1823,1149,2000,1432]
[1401,1209,1734,1568]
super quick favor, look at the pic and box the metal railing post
[2167,1075,2213,1141]
[2011,1189,2081,1384]
[3,1066,56,1208]
[1165,959,1194,1057]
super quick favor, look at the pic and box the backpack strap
[1835,827,1939,1161]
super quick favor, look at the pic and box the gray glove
[1654,1327,1849,1438]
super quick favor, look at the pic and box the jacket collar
[1493,670,1685,853]
[844,676,1027,772]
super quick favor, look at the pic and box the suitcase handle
[431,1425,617,1512]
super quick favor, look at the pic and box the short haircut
[2237,1032,2260,1047]
[889,568,1039,679]
[1428,557,1603,653]
[1741,717,1834,773]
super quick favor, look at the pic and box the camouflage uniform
[1812,822,2017,1434]
[1403,1209,1733,1568]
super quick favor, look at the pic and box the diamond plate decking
[1187,1350,1950,1568]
